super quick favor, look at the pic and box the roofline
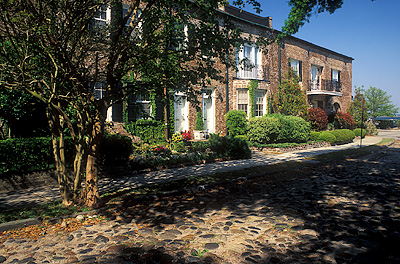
[217,5,354,62]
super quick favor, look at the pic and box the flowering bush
[182,130,191,141]
[152,145,171,155]
[172,133,183,142]
[334,112,355,130]
[307,107,328,131]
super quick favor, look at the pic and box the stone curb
[0,209,104,233]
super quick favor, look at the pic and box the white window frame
[311,65,323,90]
[94,4,111,23]
[237,89,249,116]
[289,58,302,80]
[135,94,152,119]
[236,45,262,79]
[254,90,265,117]
[93,82,106,100]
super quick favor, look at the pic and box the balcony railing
[307,80,342,93]
[236,65,265,80]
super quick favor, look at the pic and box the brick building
[106,3,353,136]
[172,5,353,135]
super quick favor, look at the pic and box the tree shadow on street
[103,144,400,263]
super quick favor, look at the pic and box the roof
[217,5,354,61]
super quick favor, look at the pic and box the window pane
[237,90,248,115]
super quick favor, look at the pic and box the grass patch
[308,138,393,163]
[0,201,90,224]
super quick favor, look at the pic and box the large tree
[0,0,263,207]
[363,86,398,122]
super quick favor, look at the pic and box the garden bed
[250,141,331,154]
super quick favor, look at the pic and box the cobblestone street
[0,140,399,263]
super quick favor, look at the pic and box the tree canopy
[363,86,399,121]
[0,0,263,207]
[281,0,375,36]
[348,87,367,128]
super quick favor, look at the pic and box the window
[171,23,188,51]
[122,6,142,37]
[331,69,341,90]
[93,82,106,100]
[236,45,262,79]
[135,93,151,119]
[254,91,265,117]
[94,4,110,22]
[311,65,323,90]
[237,89,248,115]
[289,59,302,80]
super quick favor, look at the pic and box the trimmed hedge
[330,129,355,144]
[226,110,248,137]
[0,134,133,177]
[319,131,336,145]
[98,134,134,167]
[310,131,321,141]
[208,134,251,160]
[247,114,310,144]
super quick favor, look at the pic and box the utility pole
[360,97,365,148]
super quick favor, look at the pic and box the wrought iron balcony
[307,80,342,94]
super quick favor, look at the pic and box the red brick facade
[181,5,353,136]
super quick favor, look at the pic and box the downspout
[225,52,229,136]
[278,41,282,85]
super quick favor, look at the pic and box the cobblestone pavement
[0,140,399,263]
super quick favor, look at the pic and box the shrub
[98,134,133,167]
[365,120,378,135]
[195,111,204,130]
[234,135,248,142]
[172,141,186,153]
[208,134,251,160]
[225,110,248,137]
[0,135,131,176]
[353,128,366,138]
[310,131,321,141]
[319,131,336,145]
[277,115,310,143]
[307,107,328,131]
[0,137,55,176]
[330,129,355,144]
[247,115,280,144]
[247,114,310,144]
[334,112,355,130]
[125,119,165,143]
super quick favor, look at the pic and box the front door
[202,90,215,133]
[174,94,189,133]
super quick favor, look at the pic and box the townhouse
[102,3,353,136]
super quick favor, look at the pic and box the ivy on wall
[248,79,259,118]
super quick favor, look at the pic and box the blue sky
[241,0,400,112]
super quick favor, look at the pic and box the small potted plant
[193,111,206,140]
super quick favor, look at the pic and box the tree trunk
[48,107,71,206]
[73,142,85,201]
[84,120,103,208]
